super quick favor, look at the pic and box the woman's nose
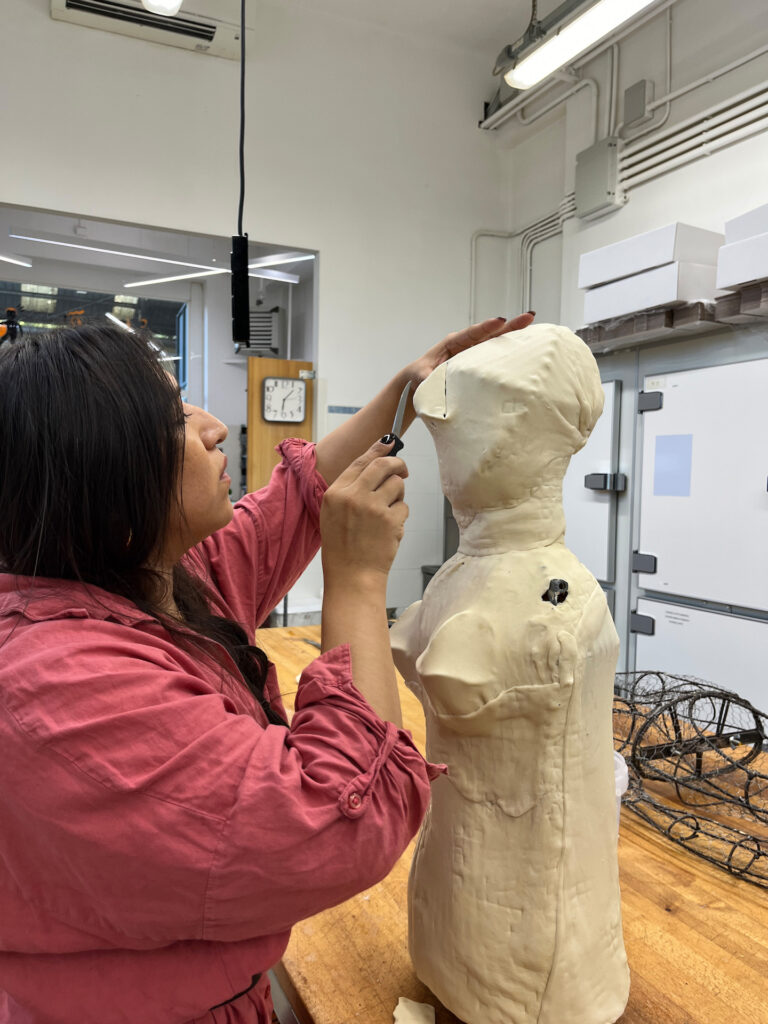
[203,413,228,448]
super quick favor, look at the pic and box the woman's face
[160,401,233,565]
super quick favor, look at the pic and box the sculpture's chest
[420,548,594,642]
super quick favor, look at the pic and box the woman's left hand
[314,313,535,486]
[404,312,535,390]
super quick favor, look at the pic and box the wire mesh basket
[613,671,768,889]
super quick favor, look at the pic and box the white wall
[489,0,768,327]
[4,0,508,612]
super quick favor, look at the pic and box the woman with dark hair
[0,314,532,1024]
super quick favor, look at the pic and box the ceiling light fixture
[248,254,316,269]
[0,254,33,268]
[123,267,300,289]
[123,269,228,288]
[105,312,135,333]
[9,234,217,272]
[497,0,658,91]
[141,0,184,15]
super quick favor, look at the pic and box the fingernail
[494,315,506,320]
[526,310,536,316]
[380,434,394,444]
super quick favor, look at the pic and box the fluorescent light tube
[9,234,217,273]
[124,267,300,288]
[105,312,135,333]
[505,0,657,90]
[250,269,300,285]
[248,254,315,269]
[141,1,183,15]
[0,254,32,268]
[124,269,227,288]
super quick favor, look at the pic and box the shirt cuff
[293,644,447,816]
[276,439,328,525]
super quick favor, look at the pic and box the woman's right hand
[320,438,409,587]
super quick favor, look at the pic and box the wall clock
[262,376,307,423]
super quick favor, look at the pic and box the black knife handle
[380,433,404,456]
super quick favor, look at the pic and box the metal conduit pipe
[619,99,768,181]
[608,45,619,136]
[470,212,564,321]
[621,84,768,167]
[621,111,768,190]
[645,41,768,118]
[615,7,673,143]
[520,196,577,312]
[522,218,576,314]
[480,0,680,131]
[517,78,600,145]
[469,229,516,324]
[622,77,768,159]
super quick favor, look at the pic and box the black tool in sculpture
[542,579,569,605]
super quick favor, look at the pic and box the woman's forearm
[321,576,403,727]
[314,370,415,486]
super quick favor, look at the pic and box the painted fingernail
[380,434,394,444]
[526,310,536,316]
[495,315,506,320]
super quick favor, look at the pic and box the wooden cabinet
[246,357,314,492]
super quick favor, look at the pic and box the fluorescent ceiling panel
[505,0,657,90]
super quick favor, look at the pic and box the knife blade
[380,381,411,456]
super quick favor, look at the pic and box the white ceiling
[282,0,538,56]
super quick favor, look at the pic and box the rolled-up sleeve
[186,439,327,632]
[203,645,444,942]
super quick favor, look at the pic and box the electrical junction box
[574,138,623,220]
[623,79,655,128]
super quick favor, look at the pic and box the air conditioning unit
[247,310,287,357]
[50,0,242,59]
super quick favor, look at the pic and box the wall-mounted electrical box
[575,138,624,220]
[623,79,655,128]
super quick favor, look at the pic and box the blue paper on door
[653,434,693,497]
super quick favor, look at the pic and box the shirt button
[348,792,362,809]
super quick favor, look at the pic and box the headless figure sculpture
[390,324,630,1024]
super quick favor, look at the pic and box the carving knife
[381,381,411,457]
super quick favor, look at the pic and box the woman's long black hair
[0,325,286,726]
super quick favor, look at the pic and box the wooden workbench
[257,626,768,1024]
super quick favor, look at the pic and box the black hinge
[584,472,627,492]
[632,552,657,574]
[630,612,655,635]
[638,391,663,412]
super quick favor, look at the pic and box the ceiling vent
[50,0,242,59]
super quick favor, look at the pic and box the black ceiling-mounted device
[231,0,250,347]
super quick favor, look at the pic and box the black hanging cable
[237,0,246,237]
[231,0,250,346]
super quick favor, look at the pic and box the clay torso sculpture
[390,324,630,1024]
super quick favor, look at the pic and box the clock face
[262,377,307,423]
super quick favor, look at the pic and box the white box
[578,223,724,289]
[583,262,718,323]
[716,231,768,290]
[724,203,768,245]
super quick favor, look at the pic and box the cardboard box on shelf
[724,203,768,245]
[716,231,768,290]
[578,223,723,290]
[583,262,718,324]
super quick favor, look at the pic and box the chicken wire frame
[613,671,768,889]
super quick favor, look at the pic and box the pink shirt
[0,440,440,1024]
